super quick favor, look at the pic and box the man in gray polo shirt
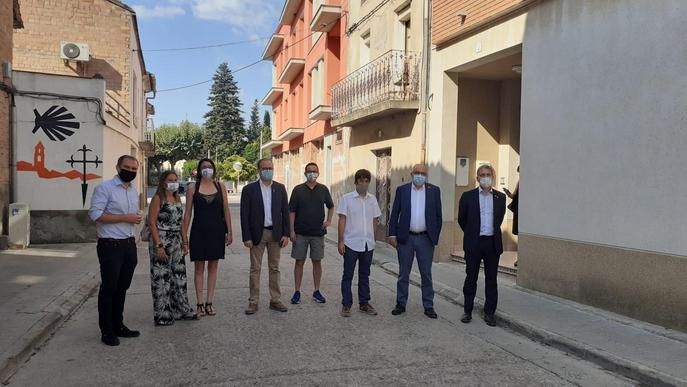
[289,162,335,304]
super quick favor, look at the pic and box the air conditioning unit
[60,42,90,62]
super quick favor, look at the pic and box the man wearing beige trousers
[240,158,290,315]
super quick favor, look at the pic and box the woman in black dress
[182,159,233,316]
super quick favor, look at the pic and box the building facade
[429,0,687,331]
[262,0,349,204]
[0,0,23,245]
[11,0,155,243]
[331,0,429,239]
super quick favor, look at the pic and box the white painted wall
[520,0,687,257]
[13,71,105,211]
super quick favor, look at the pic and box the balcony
[309,104,333,121]
[261,34,284,60]
[261,140,284,151]
[278,58,306,84]
[277,127,304,141]
[139,129,155,153]
[331,50,421,127]
[261,87,284,106]
[310,4,342,32]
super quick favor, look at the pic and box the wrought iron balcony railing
[331,50,420,121]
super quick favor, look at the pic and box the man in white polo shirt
[337,169,381,317]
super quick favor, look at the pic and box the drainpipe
[419,0,432,164]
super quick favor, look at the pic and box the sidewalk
[0,244,102,383]
[325,231,687,387]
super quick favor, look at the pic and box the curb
[0,272,100,385]
[373,259,683,387]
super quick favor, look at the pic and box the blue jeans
[341,245,373,306]
[396,234,435,309]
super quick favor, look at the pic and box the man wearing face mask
[458,164,506,326]
[288,163,335,305]
[337,169,382,317]
[89,155,142,346]
[388,164,442,319]
[240,158,290,314]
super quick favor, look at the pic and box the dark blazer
[388,183,443,245]
[458,188,506,255]
[240,180,290,245]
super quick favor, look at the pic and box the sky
[129,0,284,127]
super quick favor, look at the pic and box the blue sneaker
[290,291,301,304]
[312,290,326,303]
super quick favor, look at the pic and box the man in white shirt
[337,169,381,317]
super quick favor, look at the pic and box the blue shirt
[88,175,140,239]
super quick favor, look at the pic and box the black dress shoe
[484,314,497,327]
[101,333,120,346]
[115,325,140,338]
[460,313,472,323]
[391,304,406,316]
[424,308,438,319]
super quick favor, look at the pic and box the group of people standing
[89,155,510,346]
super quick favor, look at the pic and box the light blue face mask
[260,169,274,181]
[412,174,426,186]
[306,172,318,182]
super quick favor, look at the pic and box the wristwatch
[157,243,164,248]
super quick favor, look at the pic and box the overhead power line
[134,37,270,52]
[156,11,347,94]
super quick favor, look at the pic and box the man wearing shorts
[288,162,335,304]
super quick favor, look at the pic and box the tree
[203,62,246,157]
[152,121,204,166]
[263,110,270,129]
[248,99,261,143]
[220,155,257,182]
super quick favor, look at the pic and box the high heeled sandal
[196,303,206,317]
[205,302,216,316]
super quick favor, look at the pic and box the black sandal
[196,303,206,317]
[205,302,216,316]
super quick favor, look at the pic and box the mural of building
[261,0,349,203]
[428,0,687,331]
[11,0,155,243]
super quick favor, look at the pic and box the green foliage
[220,155,257,182]
[152,120,204,166]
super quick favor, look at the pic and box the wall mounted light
[512,64,522,74]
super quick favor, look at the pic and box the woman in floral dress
[148,170,196,325]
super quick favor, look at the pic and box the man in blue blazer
[458,164,506,326]
[388,164,442,319]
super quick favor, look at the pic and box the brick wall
[432,0,536,46]
[1,0,15,229]
[13,0,134,117]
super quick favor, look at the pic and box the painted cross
[33,105,80,142]
[66,145,102,207]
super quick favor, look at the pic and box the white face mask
[201,168,214,178]
[479,177,492,188]
[165,182,179,192]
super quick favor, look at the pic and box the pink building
[261,0,349,198]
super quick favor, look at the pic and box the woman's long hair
[155,170,181,204]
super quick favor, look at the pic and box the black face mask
[118,169,136,183]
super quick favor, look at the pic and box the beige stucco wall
[428,14,526,258]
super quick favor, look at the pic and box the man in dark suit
[458,164,506,326]
[388,164,443,319]
[240,158,290,315]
